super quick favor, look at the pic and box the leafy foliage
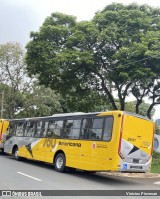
[26,4,160,118]
[16,84,63,118]
[0,42,64,118]
[125,101,155,117]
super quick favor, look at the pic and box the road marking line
[17,172,42,181]
[154,181,160,185]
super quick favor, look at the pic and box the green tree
[125,101,155,117]
[0,42,32,118]
[16,84,63,118]
[26,4,160,119]
[0,42,31,91]
[62,90,111,113]
[0,42,64,118]
[0,83,24,118]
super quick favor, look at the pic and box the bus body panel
[4,111,154,173]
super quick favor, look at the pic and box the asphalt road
[0,153,160,199]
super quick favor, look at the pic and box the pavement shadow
[6,155,139,186]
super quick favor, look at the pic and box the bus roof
[8,112,101,122]
[124,111,151,122]
[7,110,152,122]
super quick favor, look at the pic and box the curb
[99,172,160,178]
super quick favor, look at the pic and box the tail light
[118,114,124,159]
[151,123,155,156]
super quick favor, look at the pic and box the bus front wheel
[55,153,66,173]
[13,147,21,161]
[1,149,4,154]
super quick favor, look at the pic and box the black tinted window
[34,121,43,137]
[8,122,16,135]
[81,117,103,140]
[48,120,63,138]
[103,117,113,141]
[16,122,24,136]
[41,121,48,137]
[24,121,36,137]
[64,120,81,139]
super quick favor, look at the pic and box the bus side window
[8,122,16,135]
[47,120,57,138]
[16,122,24,136]
[64,120,81,139]
[81,118,93,139]
[47,120,64,138]
[41,121,48,137]
[103,116,113,141]
[24,122,36,137]
[89,118,103,140]
[34,121,43,137]
[54,120,63,138]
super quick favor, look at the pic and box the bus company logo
[128,137,136,142]
[59,141,81,147]
[97,144,107,148]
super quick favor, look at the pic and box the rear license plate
[130,166,142,169]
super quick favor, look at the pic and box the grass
[150,151,160,174]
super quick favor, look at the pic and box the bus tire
[13,147,21,161]
[55,153,66,173]
[1,149,4,154]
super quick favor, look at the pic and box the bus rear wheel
[55,153,66,173]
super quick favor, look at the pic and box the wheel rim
[56,157,63,169]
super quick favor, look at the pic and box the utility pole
[1,90,4,118]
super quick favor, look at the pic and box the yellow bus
[0,119,9,153]
[4,111,154,173]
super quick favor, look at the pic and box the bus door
[45,120,64,163]
[62,119,82,167]
[22,120,45,161]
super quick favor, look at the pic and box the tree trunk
[104,88,118,110]
[147,103,155,119]
[135,99,142,114]
[120,98,125,111]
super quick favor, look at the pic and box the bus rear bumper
[118,159,151,173]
